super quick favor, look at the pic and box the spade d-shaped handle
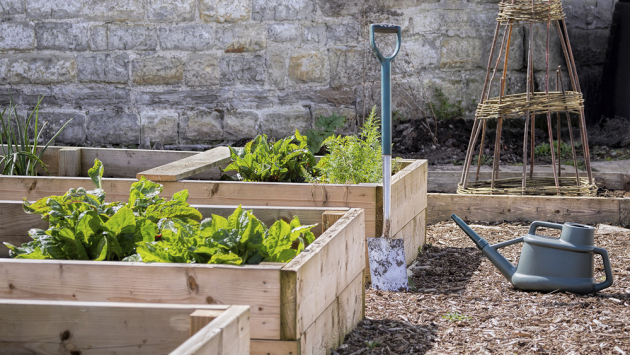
[369,24,402,63]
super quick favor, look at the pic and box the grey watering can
[452,214,614,294]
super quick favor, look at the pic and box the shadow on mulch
[409,244,482,295]
[333,319,438,354]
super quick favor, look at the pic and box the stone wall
[0,0,615,147]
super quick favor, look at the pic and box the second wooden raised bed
[0,146,428,270]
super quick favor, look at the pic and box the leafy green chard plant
[136,206,316,265]
[5,159,316,265]
[0,96,73,176]
[308,107,401,184]
[222,131,319,182]
[304,112,347,154]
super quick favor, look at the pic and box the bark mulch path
[335,222,630,354]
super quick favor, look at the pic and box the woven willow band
[475,91,583,121]
[497,0,566,24]
[458,177,597,196]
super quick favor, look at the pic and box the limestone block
[252,0,314,21]
[137,89,231,106]
[219,56,265,86]
[148,0,195,22]
[317,0,362,17]
[302,24,327,45]
[0,23,35,50]
[35,22,89,51]
[230,89,276,109]
[4,55,76,84]
[326,22,360,45]
[185,54,220,86]
[329,46,363,88]
[200,0,250,23]
[217,24,266,53]
[37,110,87,145]
[289,49,327,83]
[267,23,299,42]
[440,37,483,69]
[77,53,129,83]
[158,25,214,51]
[73,87,131,108]
[90,26,108,51]
[224,110,260,139]
[0,58,8,85]
[141,110,179,144]
[260,106,311,139]
[132,56,184,85]
[564,0,613,30]
[266,45,288,89]
[108,25,158,51]
[179,109,223,143]
[82,0,144,21]
[87,112,140,145]
[528,25,564,72]
[26,0,82,19]
[400,36,440,70]
[0,0,24,15]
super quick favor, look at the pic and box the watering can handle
[528,221,563,236]
[369,24,402,62]
[593,247,614,292]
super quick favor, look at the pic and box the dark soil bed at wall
[335,222,630,354]
[393,117,630,166]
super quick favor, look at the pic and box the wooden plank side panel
[282,208,365,338]
[0,260,282,340]
[0,300,229,355]
[389,160,428,236]
[136,147,231,182]
[250,340,300,355]
[0,176,134,202]
[299,271,364,355]
[392,208,427,266]
[58,148,81,177]
[428,193,622,225]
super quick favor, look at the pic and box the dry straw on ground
[335,221,630,354]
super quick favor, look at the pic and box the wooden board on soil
[0,300,249,355]
[0,207,366,355]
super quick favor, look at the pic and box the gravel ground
[335,222,630,354]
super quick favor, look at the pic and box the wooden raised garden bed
[0,146,428,270]
[0,205,366,355]
[0,300,250,355]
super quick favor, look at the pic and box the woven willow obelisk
[458,0,596,196]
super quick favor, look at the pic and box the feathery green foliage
[309,107,384,184]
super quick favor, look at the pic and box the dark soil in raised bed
[393,116,630,166]
[335,222,630,354]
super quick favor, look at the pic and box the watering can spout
[451,214,517,282]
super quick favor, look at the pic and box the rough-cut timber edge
[0,156,427,272]
[0,300,249,355]
[0,201,347,257]
[429,170,630,193]
[136,146,231,181]
[428,193,630,227]
[0,208,365,355]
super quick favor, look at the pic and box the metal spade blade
[367,237,408,291]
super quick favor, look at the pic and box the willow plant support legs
[458,0,595,196]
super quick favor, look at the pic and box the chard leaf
[122,254,142,262]
[209,251,242,265]
[264,220,293,261]
[135,217,158,243]
[172,190,189,203]
[93,235,108,261]
[88,159,104,189]
[145,201,202,223]
[76,211,100,244]
[104,207,136,236]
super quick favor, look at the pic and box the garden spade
[367,24,408,292]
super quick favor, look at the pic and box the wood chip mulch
[335,222,630,354]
